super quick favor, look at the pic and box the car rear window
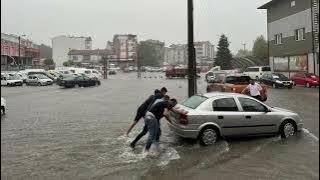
[262,67,271,71]
[225,76,251,84]
[181,95,208,109]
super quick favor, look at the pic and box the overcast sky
[1,0,269,53]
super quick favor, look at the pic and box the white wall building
[194,41,215,65]
[52,35,92,66]
[164,42,215,66]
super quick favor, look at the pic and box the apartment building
[258,0,319,76]
[52,35,92,67]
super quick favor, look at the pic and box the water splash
[302,128,319,142]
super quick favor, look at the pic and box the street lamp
[18,34,26,70]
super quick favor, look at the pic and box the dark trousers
[252,95,261,101]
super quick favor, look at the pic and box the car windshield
[181,95,208,109]
[225,76,251,84]
[273,74,288,80]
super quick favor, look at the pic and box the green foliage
[63,60,74,67]
[252,35,268,61]
[214,34,233,69]
[44,58,54,66]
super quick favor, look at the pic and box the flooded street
[1,73,319,180]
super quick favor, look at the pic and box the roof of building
[68,49,111,56]
[258,0,278,9]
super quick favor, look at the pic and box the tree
[252,35,268,61]
[63,60,74,67]
[214,34,233,69]
[138,40,164,67]
[44,58,54,66]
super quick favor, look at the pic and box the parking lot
[1,73,319,179]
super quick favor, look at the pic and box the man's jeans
[144,115,159,151]
[131,118,161,147]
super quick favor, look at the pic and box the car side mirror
[265,108,271,113]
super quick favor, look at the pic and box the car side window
[238,97,267,112]
[213,98,239,111]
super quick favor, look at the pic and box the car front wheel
[1,106,5,114]
[199,127,219,146]
[280,120,296,138]
[306,82,311,88]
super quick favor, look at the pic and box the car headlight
[275,80,282,84]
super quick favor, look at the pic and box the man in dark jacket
[126,87,168,136]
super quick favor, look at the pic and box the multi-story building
[52,35,92,67]
[164,41,215,66]
[194,41,215,66]
[111,34,137,67]
[139,39,165,66]
[68,49,110,64]
[164,44,188,66]
[258,0,319,77]
[1,33,40,70]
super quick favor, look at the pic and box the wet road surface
[1,72,319,179]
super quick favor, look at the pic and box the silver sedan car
[168,92,303,146]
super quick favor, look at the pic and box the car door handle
[218,116,224,119]
[245,116,251,119]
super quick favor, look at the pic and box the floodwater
[1,72,319,180]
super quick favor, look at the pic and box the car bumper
[168,121,199,139]
[277,83,293,87]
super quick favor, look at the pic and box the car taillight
[179,113,188,124]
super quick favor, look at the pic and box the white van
[243,66,271,79]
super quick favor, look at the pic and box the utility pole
[242,43,246,56]
[188,0,197,97]
[103,56,108,79]
[18,36,21,70]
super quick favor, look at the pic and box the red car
[290,73,319,88]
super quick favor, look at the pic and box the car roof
[201,92,249,98]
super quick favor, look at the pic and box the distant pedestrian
[126,87,168,136]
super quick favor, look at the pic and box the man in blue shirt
[126,87,168,136]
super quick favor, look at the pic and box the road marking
[302,128,319,142]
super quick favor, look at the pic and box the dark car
[260,73,293,89]
[58,75,99,88]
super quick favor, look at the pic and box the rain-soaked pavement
[1,72,319,180]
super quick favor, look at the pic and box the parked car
[109,70,117,75]
[168,92,303,146]
[243,66,271,80]
[1,97,6,114]
[26,74,53,86]
[58,74,99,88]
[206,74,268,102]
[260,73,293,89]
[290,73,319,88]
[1,75,23,86]
[206,71,227,83]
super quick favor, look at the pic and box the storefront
[271,54,315,78]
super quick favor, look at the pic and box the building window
[275,34,282,45]
[295,28,305,41]
[72,56,78,61]
[290,0,295,7]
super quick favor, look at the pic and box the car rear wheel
[199,127,219,146]
[38,82,42,86]
[280,120,296,138]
